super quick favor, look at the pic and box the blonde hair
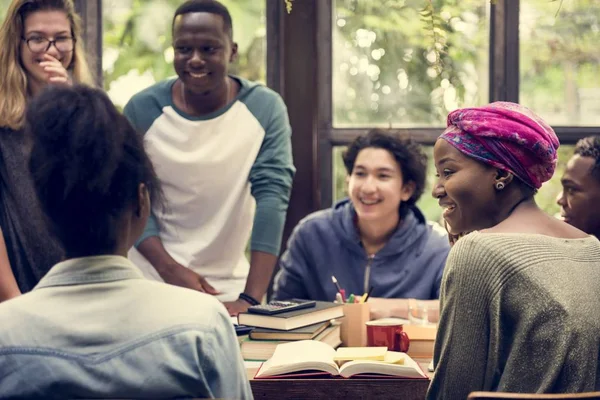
[0,0,95,130]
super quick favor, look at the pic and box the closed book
[403,324,436,359]
[249,321,330,341]
[241,324,342,361]
[238,301,344,331]
[405,339,435,359]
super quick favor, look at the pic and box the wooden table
[246,360,432,400]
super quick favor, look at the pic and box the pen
[347,293,355,303]
[332,276,347,302]
[363,286,374,303]
[335,292,343,303]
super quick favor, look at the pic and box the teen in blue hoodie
[273,130,450,319]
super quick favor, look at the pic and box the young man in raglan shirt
[124,0,295,315]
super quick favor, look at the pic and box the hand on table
[40,54,72,85]
[161,262,221,295]
[368,298,394,320]
[223,299,251,316]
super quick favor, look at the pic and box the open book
[254,340,427,379]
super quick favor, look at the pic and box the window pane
[333,0,489,128]
[0,0,10,20]
[332,144,575,224]
[520,0,600,126]
[102,0,265,108]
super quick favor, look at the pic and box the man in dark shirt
[557,135,600,239]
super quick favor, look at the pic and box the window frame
[74,0,103,86]
[81,0,600,245]
[316,0,600,208]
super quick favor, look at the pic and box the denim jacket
[0,255,253,399]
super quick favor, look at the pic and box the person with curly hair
[0,0,94,302]
[0,85,252,399]
[557,135,600,239]
[273,129,450,319]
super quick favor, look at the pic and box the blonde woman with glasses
[0,0,94,302]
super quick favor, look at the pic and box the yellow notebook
[333,346,388,361]
[383,351,406,365]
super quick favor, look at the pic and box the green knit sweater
[427,232,600,399]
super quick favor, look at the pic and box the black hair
[574,135,600,182]
[172,0,233,39]
[342,129,428,221]
[27,85,162,258]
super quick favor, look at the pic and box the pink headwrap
[440,102,559,189]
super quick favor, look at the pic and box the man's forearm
[137,236,179,276]
[369,298,441,321]
[242,250,278,302]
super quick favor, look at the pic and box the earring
[495,182,505,190]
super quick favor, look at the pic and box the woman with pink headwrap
[427,102,600,399]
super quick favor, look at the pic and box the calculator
[247,299,317,315]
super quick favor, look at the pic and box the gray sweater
[427,232,600,399]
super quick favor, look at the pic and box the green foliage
[0,0,11,20]
[519,0,600,125]
[333,0,489,127]
[419,0,447,75]
[2,0,593,224]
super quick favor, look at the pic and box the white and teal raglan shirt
[123,76,295,301]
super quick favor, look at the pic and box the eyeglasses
[22,36,75,53]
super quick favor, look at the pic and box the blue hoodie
[273,199,450,302]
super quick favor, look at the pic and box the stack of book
[403,323,437,359]
[237,301,344,361]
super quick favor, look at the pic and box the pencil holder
[340,302,370,347]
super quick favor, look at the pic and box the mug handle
[395,330,410,353]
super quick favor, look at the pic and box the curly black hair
[342,129,428,220]
[173,0,233,38]
[574,135,600,182]
[27,85,162,258]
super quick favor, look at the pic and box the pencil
[363,286,374,303]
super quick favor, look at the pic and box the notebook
[238,301,344,331]
[254,340,427,379]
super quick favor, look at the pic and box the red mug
[365,320,410,352]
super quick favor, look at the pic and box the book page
[333,346,388,361]
[255,340,339,378]
[338,354,427,379]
